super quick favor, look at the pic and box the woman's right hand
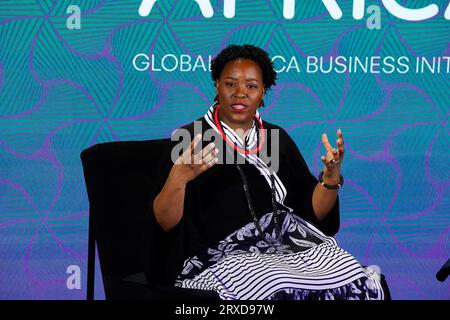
[171,134,219,184]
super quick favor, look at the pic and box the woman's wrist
[169,165,190,187]
[323,176,341,186]
[323,169,340,183]
[319,170,344,190]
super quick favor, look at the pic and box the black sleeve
[279,128,340,237]
[145,139,188,286]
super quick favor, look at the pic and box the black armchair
[80,139,219,300]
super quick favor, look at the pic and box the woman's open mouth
[230,104,248,113]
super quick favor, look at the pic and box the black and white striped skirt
[175,211,386,300]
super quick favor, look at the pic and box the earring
[214,95,219,103]
[259,100,265,108]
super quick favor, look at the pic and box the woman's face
[216,58,265,132]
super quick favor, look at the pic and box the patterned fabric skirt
[175,211,386,300]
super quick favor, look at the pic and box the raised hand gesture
[173,134,219,183]
[320,129,345,185]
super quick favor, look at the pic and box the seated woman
[152,44,387,300]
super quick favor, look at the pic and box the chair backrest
[80,139,173,298]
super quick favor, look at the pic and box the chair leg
[379,273,391,300]
[87,211,95,300]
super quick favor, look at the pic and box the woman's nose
[234,84,247,97]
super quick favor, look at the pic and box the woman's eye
[248,84,258,89]
[225,82,235,87]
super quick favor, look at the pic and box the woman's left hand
[320,129,345,184]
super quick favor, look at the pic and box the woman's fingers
[336,129,344,158]
[199,156,219,172]
[198,146,219,172]
[201,144,218,164]
[321,133,332,153]
[321,130,345,166]
[321,154,337,166]
[193,142,216,164]
[322,133,336,164]
[176,135,218,180]
[180,134,201,164]
[189,134,203,163]
[202,142,217,158]
[337,128,343,141]
[187,134,218,167]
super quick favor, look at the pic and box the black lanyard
[235,164,281,243]
[219,121,282,244]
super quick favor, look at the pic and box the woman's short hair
[211,44,277,91]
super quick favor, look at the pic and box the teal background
[0,0,449,299]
